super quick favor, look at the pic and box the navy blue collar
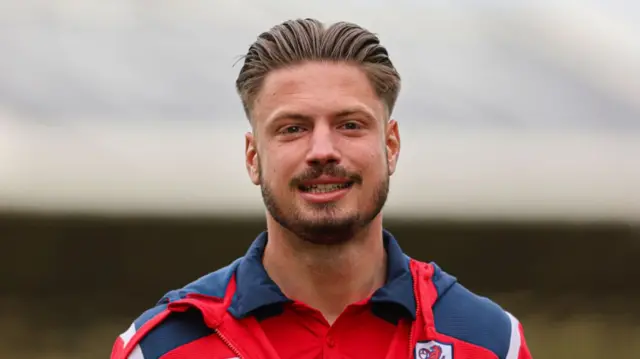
[228,229,416,321]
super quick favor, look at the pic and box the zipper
[409,260,427,358]
[408,263,420,358]
[215,328,243,359]
[408,321,416,358]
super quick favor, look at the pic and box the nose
[305,124,341,166]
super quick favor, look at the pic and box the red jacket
[111,231,532,359]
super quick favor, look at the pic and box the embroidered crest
[415,341,453,359]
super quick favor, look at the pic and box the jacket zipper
[409,261,422,358]
[215,328,243,358]
[408,303,418,356]
[408,321,416,358]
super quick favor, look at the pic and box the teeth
[302,183,350,193]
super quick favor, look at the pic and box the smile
[297,178,355,204]
[299,182,354,193]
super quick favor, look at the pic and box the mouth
[296,179,355,204]
[298,182,354,193]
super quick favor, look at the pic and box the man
[111,18,532,359]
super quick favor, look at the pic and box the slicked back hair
[235,18,401,120]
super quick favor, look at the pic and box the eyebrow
[270,112,314,123]
[335,109,365,118]
[269,107,375,123]
[335,108,378,123]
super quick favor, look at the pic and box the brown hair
[235,18,401,119]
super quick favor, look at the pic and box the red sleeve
[110,335,126,359]
[517,322,533,359]
[505,312,533,359]
[110,322,146,359]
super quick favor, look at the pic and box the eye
[341,121,362,130]
[280,125,306,135]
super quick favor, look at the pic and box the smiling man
[111,19,533,359]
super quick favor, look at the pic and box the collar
[228,229,416,321]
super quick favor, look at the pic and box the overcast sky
[0,0,638,131]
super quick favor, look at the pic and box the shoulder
[426,262,524,359]
[112,259,242,359]
[132,307,216,359]
[161,257,242,302]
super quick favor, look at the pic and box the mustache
[290,164,363,188]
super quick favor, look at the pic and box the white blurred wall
[0,1,639,221]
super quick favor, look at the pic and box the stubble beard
[260,168,389,246]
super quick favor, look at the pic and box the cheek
[361,141,387,166]
[261,149,298,187]
[352,147,387,182]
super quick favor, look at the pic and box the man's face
[245,62,401,244]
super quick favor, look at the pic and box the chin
[297,206,357,223]
[297,226,358,245]
[291,213,361,244]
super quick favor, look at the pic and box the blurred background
[1,1,639,358]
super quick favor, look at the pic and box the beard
[260,162,389,245]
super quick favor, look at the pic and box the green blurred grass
[523,315,640,358]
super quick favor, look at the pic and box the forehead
[252,61,385,123]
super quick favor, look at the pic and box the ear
[385,119,401,175]
[245,132,261,185]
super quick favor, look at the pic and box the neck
[262,216,387,324]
